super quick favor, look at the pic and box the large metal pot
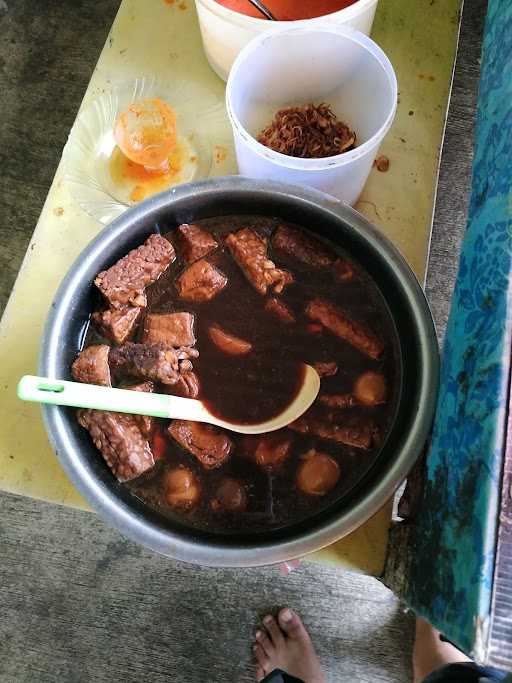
[40,177,438,567]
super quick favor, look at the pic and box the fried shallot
[258,103,356,159]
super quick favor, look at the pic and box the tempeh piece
[176,259,227,302]
[143,312,195,346]
[169,371,200,399]
[168,420,233,469]
[176,223,218,263]
[109,342,198,385]
[225,228,292,295]
[306,298,384,359]
[77,409,154,482]
[95,234,175,309]
[289,415,373,449]
[273,224,356,282]
[273,224,333,267]
[71,345,111,386]
[92,306,141,345]
[123,381,155,437]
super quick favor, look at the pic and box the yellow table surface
[0,0,461,574]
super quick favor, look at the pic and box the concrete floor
[0,0,486,681]
[1,493,413,683]
[0,0,120,314]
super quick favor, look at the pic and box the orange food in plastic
[114,98,177,170]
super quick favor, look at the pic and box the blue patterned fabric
[407,0,512,658]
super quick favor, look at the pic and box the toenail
[264,616,273,625]
[253,645,258,652]
[255,630,263,639]
[281,608,293,622]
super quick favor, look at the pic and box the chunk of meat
[165,467,201,509]
[71,345,111,386]
[273,224,333,268]
[210,477,247,512]
[176,259,227,302]
[208,324,252,356]
[353,371,387,406]
[110,342,198,385]
[273,224,356,282]
[77,409,154,482]
[264,297,296,324]
[289,415,373,449]
[123,380,155,437]
[169,371,200,399]
[306,298,384,359]
[296,449,340,496]
[168,420,233,469]
[312,361,338,378]
[94,234,175,309]
[92,306,141,345]
[176,223,218,263]
[318,393,356,409]
[243,432,293,470]
[225,228,293,295]
[143,312,195,347]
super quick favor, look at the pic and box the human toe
[263,614,285,647]
[255,628,275,657]
[278,608,309,641]
[253,642,271,671]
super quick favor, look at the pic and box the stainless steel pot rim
[40,176,439,567]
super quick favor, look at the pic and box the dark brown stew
[74,215,401,534]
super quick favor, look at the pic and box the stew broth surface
[84,215,401,534]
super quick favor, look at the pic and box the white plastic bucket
[194,0,379,81]
[226,25,397,206]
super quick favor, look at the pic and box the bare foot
[413,617,472,683]
[253,608,325,683]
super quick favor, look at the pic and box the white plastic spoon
[17,366,320,435]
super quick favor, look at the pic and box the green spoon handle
[17,375,211,422]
